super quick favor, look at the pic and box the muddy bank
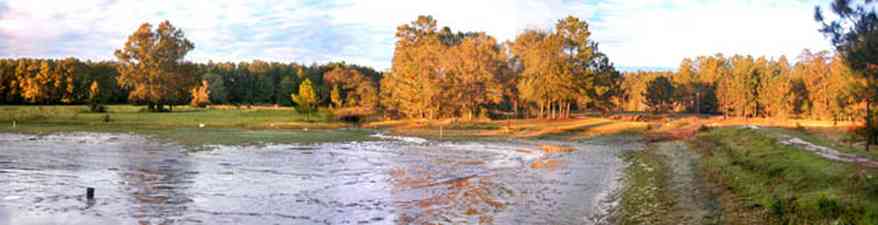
[0,132,639,224]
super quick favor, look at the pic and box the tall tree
[114,20,195,112]
[511,16,616,119]
[673,58,699,112]
[759,56,798,118]
[511,29,559,118]
[816,0,878,150]
[439,33,506,119]
[381,15,443,119]
[247,60,272,105]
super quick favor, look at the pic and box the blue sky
[0,0,832,71]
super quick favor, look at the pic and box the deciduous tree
[292,78,318,113]
[114,20,195,112]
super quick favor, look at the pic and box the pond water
[0,132,638,225]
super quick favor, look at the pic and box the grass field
[0,105,375,147]
[692,127,878,225]
[0,105,347,128]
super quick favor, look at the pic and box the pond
[0,132,638,225]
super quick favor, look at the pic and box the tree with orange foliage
[114,20,194,112]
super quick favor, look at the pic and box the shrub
[190,80,211,108]
[89,103,106,113]
[816,194,841,218]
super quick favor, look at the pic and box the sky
[0,0,834,71]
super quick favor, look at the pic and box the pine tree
[816,0,878,150]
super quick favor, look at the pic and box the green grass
[620,148,675,225]
[692,127,878,225]
[0,105,377,147]
[0,105,343,127]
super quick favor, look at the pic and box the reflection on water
[117,145,195,225]
[391,166,506,224]
[0,133,639,224]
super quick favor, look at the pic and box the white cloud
[0,0,837,71]
[587,0,834,69]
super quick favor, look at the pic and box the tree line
[624,50,862,122]
[0,15,871,124]
[0,58,380,106]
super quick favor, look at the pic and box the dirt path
[766,129,878,168]
[652,141,721,225]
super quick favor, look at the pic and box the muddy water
[0,133,637,225]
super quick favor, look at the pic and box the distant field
[364,117,650,141]
[0,105,374,147]
[0,105,344,129]
[0,105,871,152]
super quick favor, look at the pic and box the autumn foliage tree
[323,67,378,112]
[88,81,105,112]
[381,16,506,119]
[618,50,859,122]
[114,20,195,112]
[292,78,318,114]
[511,16,620,119]
[190,80,210,108]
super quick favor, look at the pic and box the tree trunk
[551,102,556,120]
[696,90,701,114]
[566,102,571,119]
[867,97,873,152]
[539,102,544,119]
[513,101,519,118]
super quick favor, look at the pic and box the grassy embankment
[623,124,878,225]
[693,127,878,225]
[615,112,878,225]
[0,105,374,146]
